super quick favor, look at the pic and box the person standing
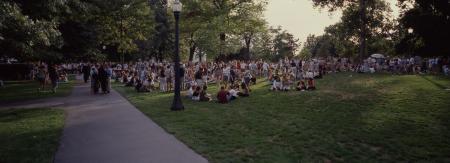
[159,66,167,92]
[48,64,59,93]
[180,64,186,90]
[82,63,90,83]
[90,66,99,94]
[36,65,47,92]
[98,65,108,94]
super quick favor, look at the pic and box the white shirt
[229,89,238,97]
[223,67,230,76]
[263,63,269,70]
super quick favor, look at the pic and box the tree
[300,34,338,58]
[149,0,170,61]
[232,0,267,60]
[0,1,63,61]
[252,26,275,59]
[312,0,392,61]
[91,0,153,63]
[272,27,300,61]
[397,0,450,57]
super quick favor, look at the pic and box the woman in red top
[217,86,228,104]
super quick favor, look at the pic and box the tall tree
[92,0,153,61]
[0,0,63,61]
[312,0,391,61]
[149,0,170,61]
[272,27,300,61]
[233,0,267,60]
[397,0,450,56]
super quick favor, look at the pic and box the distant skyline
[264,0,400,44]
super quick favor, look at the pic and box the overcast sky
[264,0,400,44]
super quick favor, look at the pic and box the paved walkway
[3,78,207,163]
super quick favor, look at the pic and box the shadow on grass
[420,75,449,89]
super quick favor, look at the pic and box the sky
[264,0,400,44]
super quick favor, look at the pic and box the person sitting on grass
[135,79,143,92]
[227,85,239,101]
[187,85,195,98]
[306,71,316,90]
[140,77,152,92]
[237,82,250,97]
[281,74,290,91]
[271,74,282,91]
[251,74,257,85]
[296,80,307,91]
[125,75,136,87]
[217,86,229,104]
[121,72,129,83]
[200,85,212,102]
[192,86,201,101]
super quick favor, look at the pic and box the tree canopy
[0,0,448,62]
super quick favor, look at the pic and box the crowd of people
[359,56,449,75]
[76,56,447,103]
[104,59,323,103]
[30,63,70,93]
[27,56,449,99]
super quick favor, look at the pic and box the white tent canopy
[370,54,385,59]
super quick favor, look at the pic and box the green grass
[114,73,450,162]
[0,78,74,103]
[0,108,65,163]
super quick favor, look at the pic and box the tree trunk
[220,33,226,57]
[359,0,367,63]
[197,51,203,62]
[245,36,251,60]
[189,45,196,62]
[158,46,163,62]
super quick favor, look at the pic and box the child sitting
[199,85,212,102]
[217,86,229,104]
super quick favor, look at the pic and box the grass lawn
[114,73,450,162]
[0,75,75,103]
[0,108,65,163]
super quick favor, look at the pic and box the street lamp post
[171,0,184,111]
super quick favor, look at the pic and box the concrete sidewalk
[50,81,207,163]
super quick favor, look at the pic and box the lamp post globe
[173,0,182,12]
[408,28,414,34]
[171,0,184,111]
